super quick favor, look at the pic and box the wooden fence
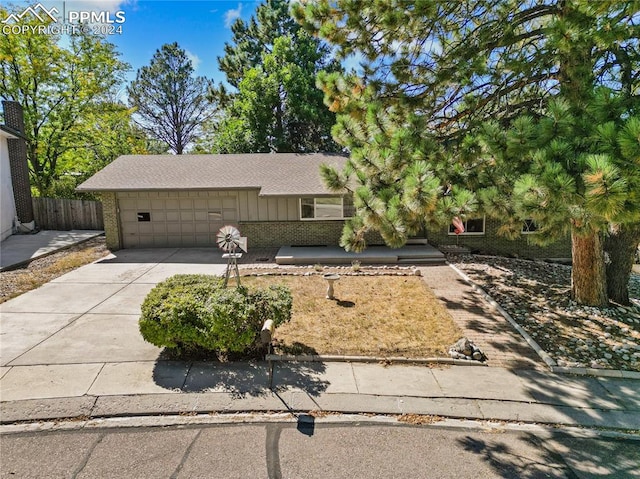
[32,197,104,231]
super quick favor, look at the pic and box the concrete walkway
[0,230,103,270]
[1,248,639,431]
[276,244,445,265]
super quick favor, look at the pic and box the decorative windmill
[216,225,247,287]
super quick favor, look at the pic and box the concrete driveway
[0,248,227,370]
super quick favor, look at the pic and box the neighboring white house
[0,127,18,241]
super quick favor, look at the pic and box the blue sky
[2,0,263,84]
[2,0,363,97]
[110,1,261,83]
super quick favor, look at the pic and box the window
[522,219,539,234]
[300,196,353,220]
[448,217,485,235]
[137,212,151,222]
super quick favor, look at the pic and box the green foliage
[296,0,639,142]
[321,110,478,252]
[218,0,303,89]
[139,274,292,355]
[295,0,640,305]
[0,8,131,196]
[127,42,213,154]
[198,1,343,153]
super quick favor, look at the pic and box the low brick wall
[239,220,385,248]
[239,221,344,247]
[428,218,571,259]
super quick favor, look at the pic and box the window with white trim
[522,219,539,234]
[300,196,353,220]
[448,217,485,235]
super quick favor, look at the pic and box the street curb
[3,412,640,440]
[448,263,640,379]
[264,354,487,366]
[3,393,640,431]
[550,366,640,379]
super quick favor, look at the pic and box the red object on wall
[452,217,465,235]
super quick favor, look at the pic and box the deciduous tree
[0,8,130,195]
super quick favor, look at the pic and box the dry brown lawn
[242,274,462,357]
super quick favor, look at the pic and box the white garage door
[118,191,238,248]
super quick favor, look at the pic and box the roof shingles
[77,153,348,196]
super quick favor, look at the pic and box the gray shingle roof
[76,153,348,196]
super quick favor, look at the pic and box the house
[77,153,571,259]
[0,126,18,240]
[1,101,34,240]
[77,153,354,250]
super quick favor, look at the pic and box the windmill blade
[216,225,242,252]
[237,237,248,253]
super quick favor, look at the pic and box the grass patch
[242,274,461,357]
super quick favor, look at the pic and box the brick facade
[101,192,121,250]
[2,101,34,224]
[214,218,572,259]
[428,217,572,259]
[239,221,385,247]
[101,191,571,259]
[239,221,345,247]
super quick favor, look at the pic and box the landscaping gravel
[449,254,640,372]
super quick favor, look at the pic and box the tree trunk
[604,224,640,305]
[571,228,608,307]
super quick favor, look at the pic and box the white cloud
[224,3,242,29]
[185,49,201,71]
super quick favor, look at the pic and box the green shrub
[139,274,292,356]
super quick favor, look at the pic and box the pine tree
[294,0,640,306]
[200,0,342,153]
[479,92,640,305]
[218,0,303,89]
[127,43,213,154]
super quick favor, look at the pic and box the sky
[1,0,264,85]
[109,0,261,83]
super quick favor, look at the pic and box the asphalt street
[1,419,639,479]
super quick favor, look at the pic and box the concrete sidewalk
[0,230,103,270]
[1,361,639,430]
[1,247,639,430]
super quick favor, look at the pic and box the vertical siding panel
[267,198,278,221]
[238,190,249,221]
[287,198,298,220]
[276,198,288,221]
[257,195,269,221]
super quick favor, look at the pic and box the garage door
[118,191,238,248]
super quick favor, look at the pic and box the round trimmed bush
[139,274,292,356]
